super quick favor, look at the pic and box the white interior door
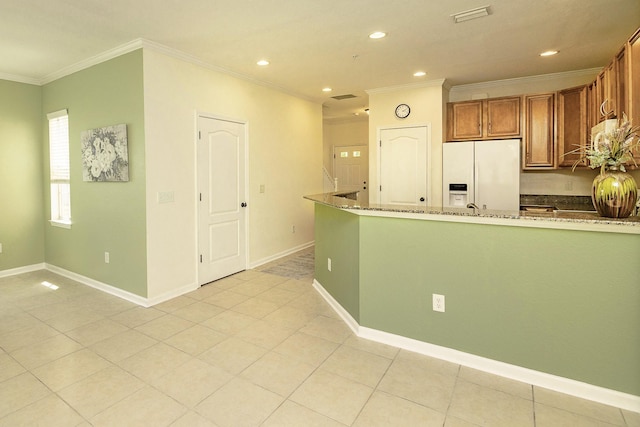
[197,116,247,285]
[379,126,428,206]
[333,145,369,200]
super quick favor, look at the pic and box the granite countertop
[305,192,640,228]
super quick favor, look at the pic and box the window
[47,109,71,227]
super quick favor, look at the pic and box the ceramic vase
[591,167,638,218]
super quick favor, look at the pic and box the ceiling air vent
[331,94,357,100]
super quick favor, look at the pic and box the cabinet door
[557,86,588,168]
[586,81,597,132]
[486,97,521,138]
[523,94,555,169]
[615,46,627,119]
[447,101,482,141]
[628,28,640,163]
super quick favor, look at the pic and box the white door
[333,145,369,200]
[197,116,247,285]
[379,126,429,206]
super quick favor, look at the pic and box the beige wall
[367,80,446,205]
[142,49,322,300]
[322,119,368,176]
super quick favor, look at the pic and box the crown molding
[366,78,448,95]
[449,68,601,93]
[40,39,145,85]
[27,38,316,104]
[0,72,41,86]
[139,39,317,103]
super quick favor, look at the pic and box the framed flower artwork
[81,124,129,182]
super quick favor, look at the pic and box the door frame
[375,123,432,206]
[195,111,250,286]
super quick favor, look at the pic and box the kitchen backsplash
[519,170,593,196]
[520,169,640,197]
[520,194,594,211]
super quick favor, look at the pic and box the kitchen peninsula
[305,192,640,411]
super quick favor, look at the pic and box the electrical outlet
[259,184,265,193]
[433,294,445,312]
[327,258,332,272]
[292,225,296,233]
[104,252,110,264]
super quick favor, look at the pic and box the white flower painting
[81,124,129,182]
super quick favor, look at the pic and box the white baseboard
[46,264,151,307]
[249,241,314,269]
[0,263,46,278]
[4,262,199,308]
[146,282,199,307]
[312,280,359,334]
[313,279,640,414]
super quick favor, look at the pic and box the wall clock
[395,103,410,119]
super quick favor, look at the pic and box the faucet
[466,203,479,210]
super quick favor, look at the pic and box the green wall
[315,204,640,396]
[314,204,360,320]
[42,50,147,297]
[0,80,45,270]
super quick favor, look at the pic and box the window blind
[47,109,69,181]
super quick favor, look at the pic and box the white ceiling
[1,0,639,121]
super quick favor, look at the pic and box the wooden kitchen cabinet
[446,100,482,140]
[557,85,588,168]
[523,93,555,169]
[486,97,521,138]
[615,45,628,119]
[586,81,598,133]
[596,61,617,121]
[446,96,521,141]
[628,28,640,163]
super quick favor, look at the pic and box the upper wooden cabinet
[628,27,640,162]
[615,45,628,120]
[557,85,588,168]
[446,96,521,141]
[523,93,555,169]
[447,100,482,140]
[596,61,617,121]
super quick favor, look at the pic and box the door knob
[419,197,425,202]
[241,202,247,208]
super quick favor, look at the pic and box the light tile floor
[0,254,639,426]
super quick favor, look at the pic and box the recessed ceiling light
[322,87,332,92]
[413,71,427,77]
[369,31,387,39]
[257,59,270,66]
[451,5,490,23]
[540,50,559,57]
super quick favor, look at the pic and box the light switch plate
[157,191,175,204]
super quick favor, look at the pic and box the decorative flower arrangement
[81,124,129,182]
[571,114,640,173]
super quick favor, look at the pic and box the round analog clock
[395,103,410,119]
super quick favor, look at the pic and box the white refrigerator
[442,139,520,211]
